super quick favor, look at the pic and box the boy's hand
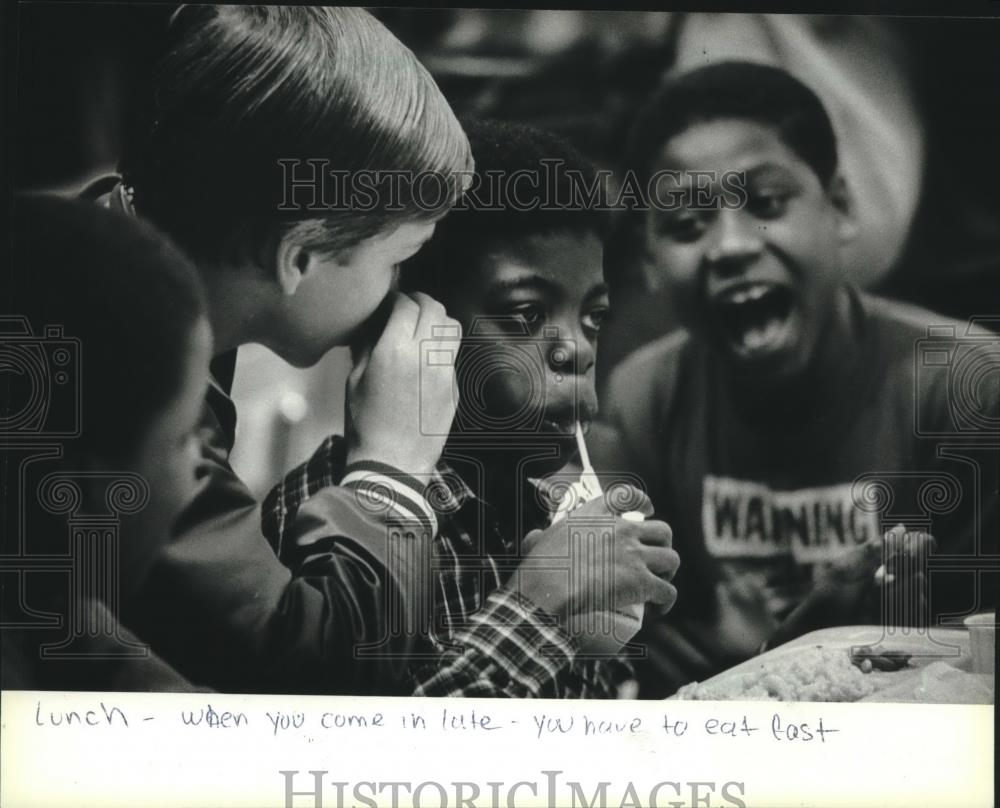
[345,292,461,478]
[876,525,936,627]
[767,526,936,649]
[514,487,680,625]
[879,525,936,587]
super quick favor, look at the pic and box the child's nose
[704,210,764,272]
[545,328,595,376]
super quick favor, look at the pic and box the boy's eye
[748,189,790,219]
[658,212,711,244]
[583,306,609,333]
[508,303,545,327]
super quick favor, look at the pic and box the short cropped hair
[11,195,206,462]
[404,118,611,299]
[602,61,840,285]
[120,6,472,268]
[625,61,839,189]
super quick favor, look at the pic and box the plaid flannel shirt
[263,437,634,698]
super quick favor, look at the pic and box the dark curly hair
[403,117,611,300]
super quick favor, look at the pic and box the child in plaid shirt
[396,119,680,696]
[271,119,679,697]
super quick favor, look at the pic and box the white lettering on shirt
[702,475,880,563]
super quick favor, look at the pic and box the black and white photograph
[1,4,997,807]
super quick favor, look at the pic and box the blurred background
[12,5,1000,494]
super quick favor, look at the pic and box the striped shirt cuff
[341,461,438,536]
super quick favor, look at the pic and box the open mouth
[713,283,796,358]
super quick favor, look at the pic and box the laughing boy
[594,62,999,695]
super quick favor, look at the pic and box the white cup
[964,611,996,676]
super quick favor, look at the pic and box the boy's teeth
[729,284,770,305]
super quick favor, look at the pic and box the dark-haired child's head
[121,6,472,366]
[405,119,611,466]
[625,62,858,382]
[12,195,211,589]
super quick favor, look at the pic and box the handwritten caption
[32,701,839,744]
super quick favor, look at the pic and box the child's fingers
[861,536,883,561]
[350,292,397,362]
[827,535,880,571]
[377,291,422,342]
[885,522,908,540]
[881,523,917,559]
[632,518,672,548]
[408,291,452,339]
[884,530,935,577]
[642,545,680,579]
[644,575,678,609]
[874,565,894,585]
[874,524,915,584]
[520,528,545,555]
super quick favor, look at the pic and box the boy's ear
[829,174,860,244]
[274,232,312,296]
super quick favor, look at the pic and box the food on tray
[673,626,994,704]
[850,644,912,672]
[675,646,913,702]
[857,661,994,704]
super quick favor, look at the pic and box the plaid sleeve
[411,588,579,698]
[542,656,637,699]
[262,436,345,552]
[262,437,438,559]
